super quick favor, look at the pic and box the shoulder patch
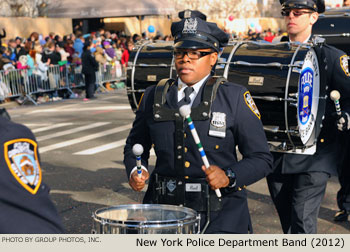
[244,91,261,119]
[4,138,42,194]
[340,55,349,77]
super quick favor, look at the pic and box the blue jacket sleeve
[230,87,273,188]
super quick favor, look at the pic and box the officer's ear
[210,52,218,67]
[310,11,319,25]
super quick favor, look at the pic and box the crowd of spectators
[0,25,284,104]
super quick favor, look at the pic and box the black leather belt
[153,174,222,212]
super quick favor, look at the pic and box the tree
[1,0,53,17]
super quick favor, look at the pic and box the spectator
[121,41,133,68]
[0,28,5,46]
[264,29,275,42]
[7,39,17,62]
[0,46,11,70]
[42,42,61,65]
[103,41,115,61]
[2,47,16,65]
[81,41,98,100]
[56,42,69,63]
[73,32,84,58]
[64,39,75,63]
[94,46,107,65]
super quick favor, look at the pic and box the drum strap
[152,76,227,206]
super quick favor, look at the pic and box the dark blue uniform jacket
[0,117,64,234]
[124,79,273,233]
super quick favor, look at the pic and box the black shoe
[334,210,348,222]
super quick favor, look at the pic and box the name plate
[185,183,202,192]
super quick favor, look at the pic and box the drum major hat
[171,9,229,52]
[279,0,325,13]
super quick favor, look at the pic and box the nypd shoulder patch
[340,55,349,77]
[244,91,261,119]
[4,138,42,194]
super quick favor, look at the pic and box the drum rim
[93,204,198,227]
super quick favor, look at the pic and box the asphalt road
[3,89,350,234]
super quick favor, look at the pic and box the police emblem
[340,55,349,77]
[244,91,261,119]
[182,18,198,34]
[4,139,42,194]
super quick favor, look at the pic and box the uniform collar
[177,74,209,102]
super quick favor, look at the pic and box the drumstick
[132,144,144,178]
[179,105,222,198]
[330,90,341,116]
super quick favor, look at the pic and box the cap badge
[183,18,198,34]
[184,10,191,19]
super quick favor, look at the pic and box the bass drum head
[92,204,199,234]
[297,48,320,146]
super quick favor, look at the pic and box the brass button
[184,133,187,138]
[185,161,190,168]
[184,147,188,153]
[243,185,247,189]
[320,139,325,143]
[185,176,189,179]
[237,187,242,191]
[215,145,220,150]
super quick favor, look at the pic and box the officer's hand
[129,170,150,191]
[333,111,350,131]
[202,165,229,190]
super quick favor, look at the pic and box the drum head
[297,48,320,145]
[93,204,197,228]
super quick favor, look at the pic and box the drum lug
[289,103,298,108]
[292,67,302,74]
[289,93,298,98]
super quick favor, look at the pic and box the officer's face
[283,8,318,39]
[175,48,218,86]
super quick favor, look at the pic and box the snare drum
[92,204,200,234]
[221,41,327,153]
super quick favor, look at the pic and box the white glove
[336,112,350,131]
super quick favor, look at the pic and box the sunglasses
[281,10,313,17]
[173,50,214,60]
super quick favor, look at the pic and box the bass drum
[126,41,176,112]
[92,204,200,234]
[221,41,327,153]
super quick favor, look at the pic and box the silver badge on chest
[209,112,226,138]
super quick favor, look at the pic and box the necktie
[178,86,194,107]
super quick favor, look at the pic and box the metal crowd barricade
[0,64,72,105]
[96,62,126,91]
[0,68,24,101]
[68,63,85,89]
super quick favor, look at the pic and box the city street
[3,89,350,234]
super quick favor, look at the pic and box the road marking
[74,139,126,155]
[37,122,111,141]
[28,105,131,114]
[39,123,132,153]
[32,123,74,133]
[24,123,52,127]
[73,140,157,156]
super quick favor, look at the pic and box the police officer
[0,112,64,233]
[124,10,273,234]
[267,0,350,233]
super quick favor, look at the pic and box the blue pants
[267,171,329,234]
